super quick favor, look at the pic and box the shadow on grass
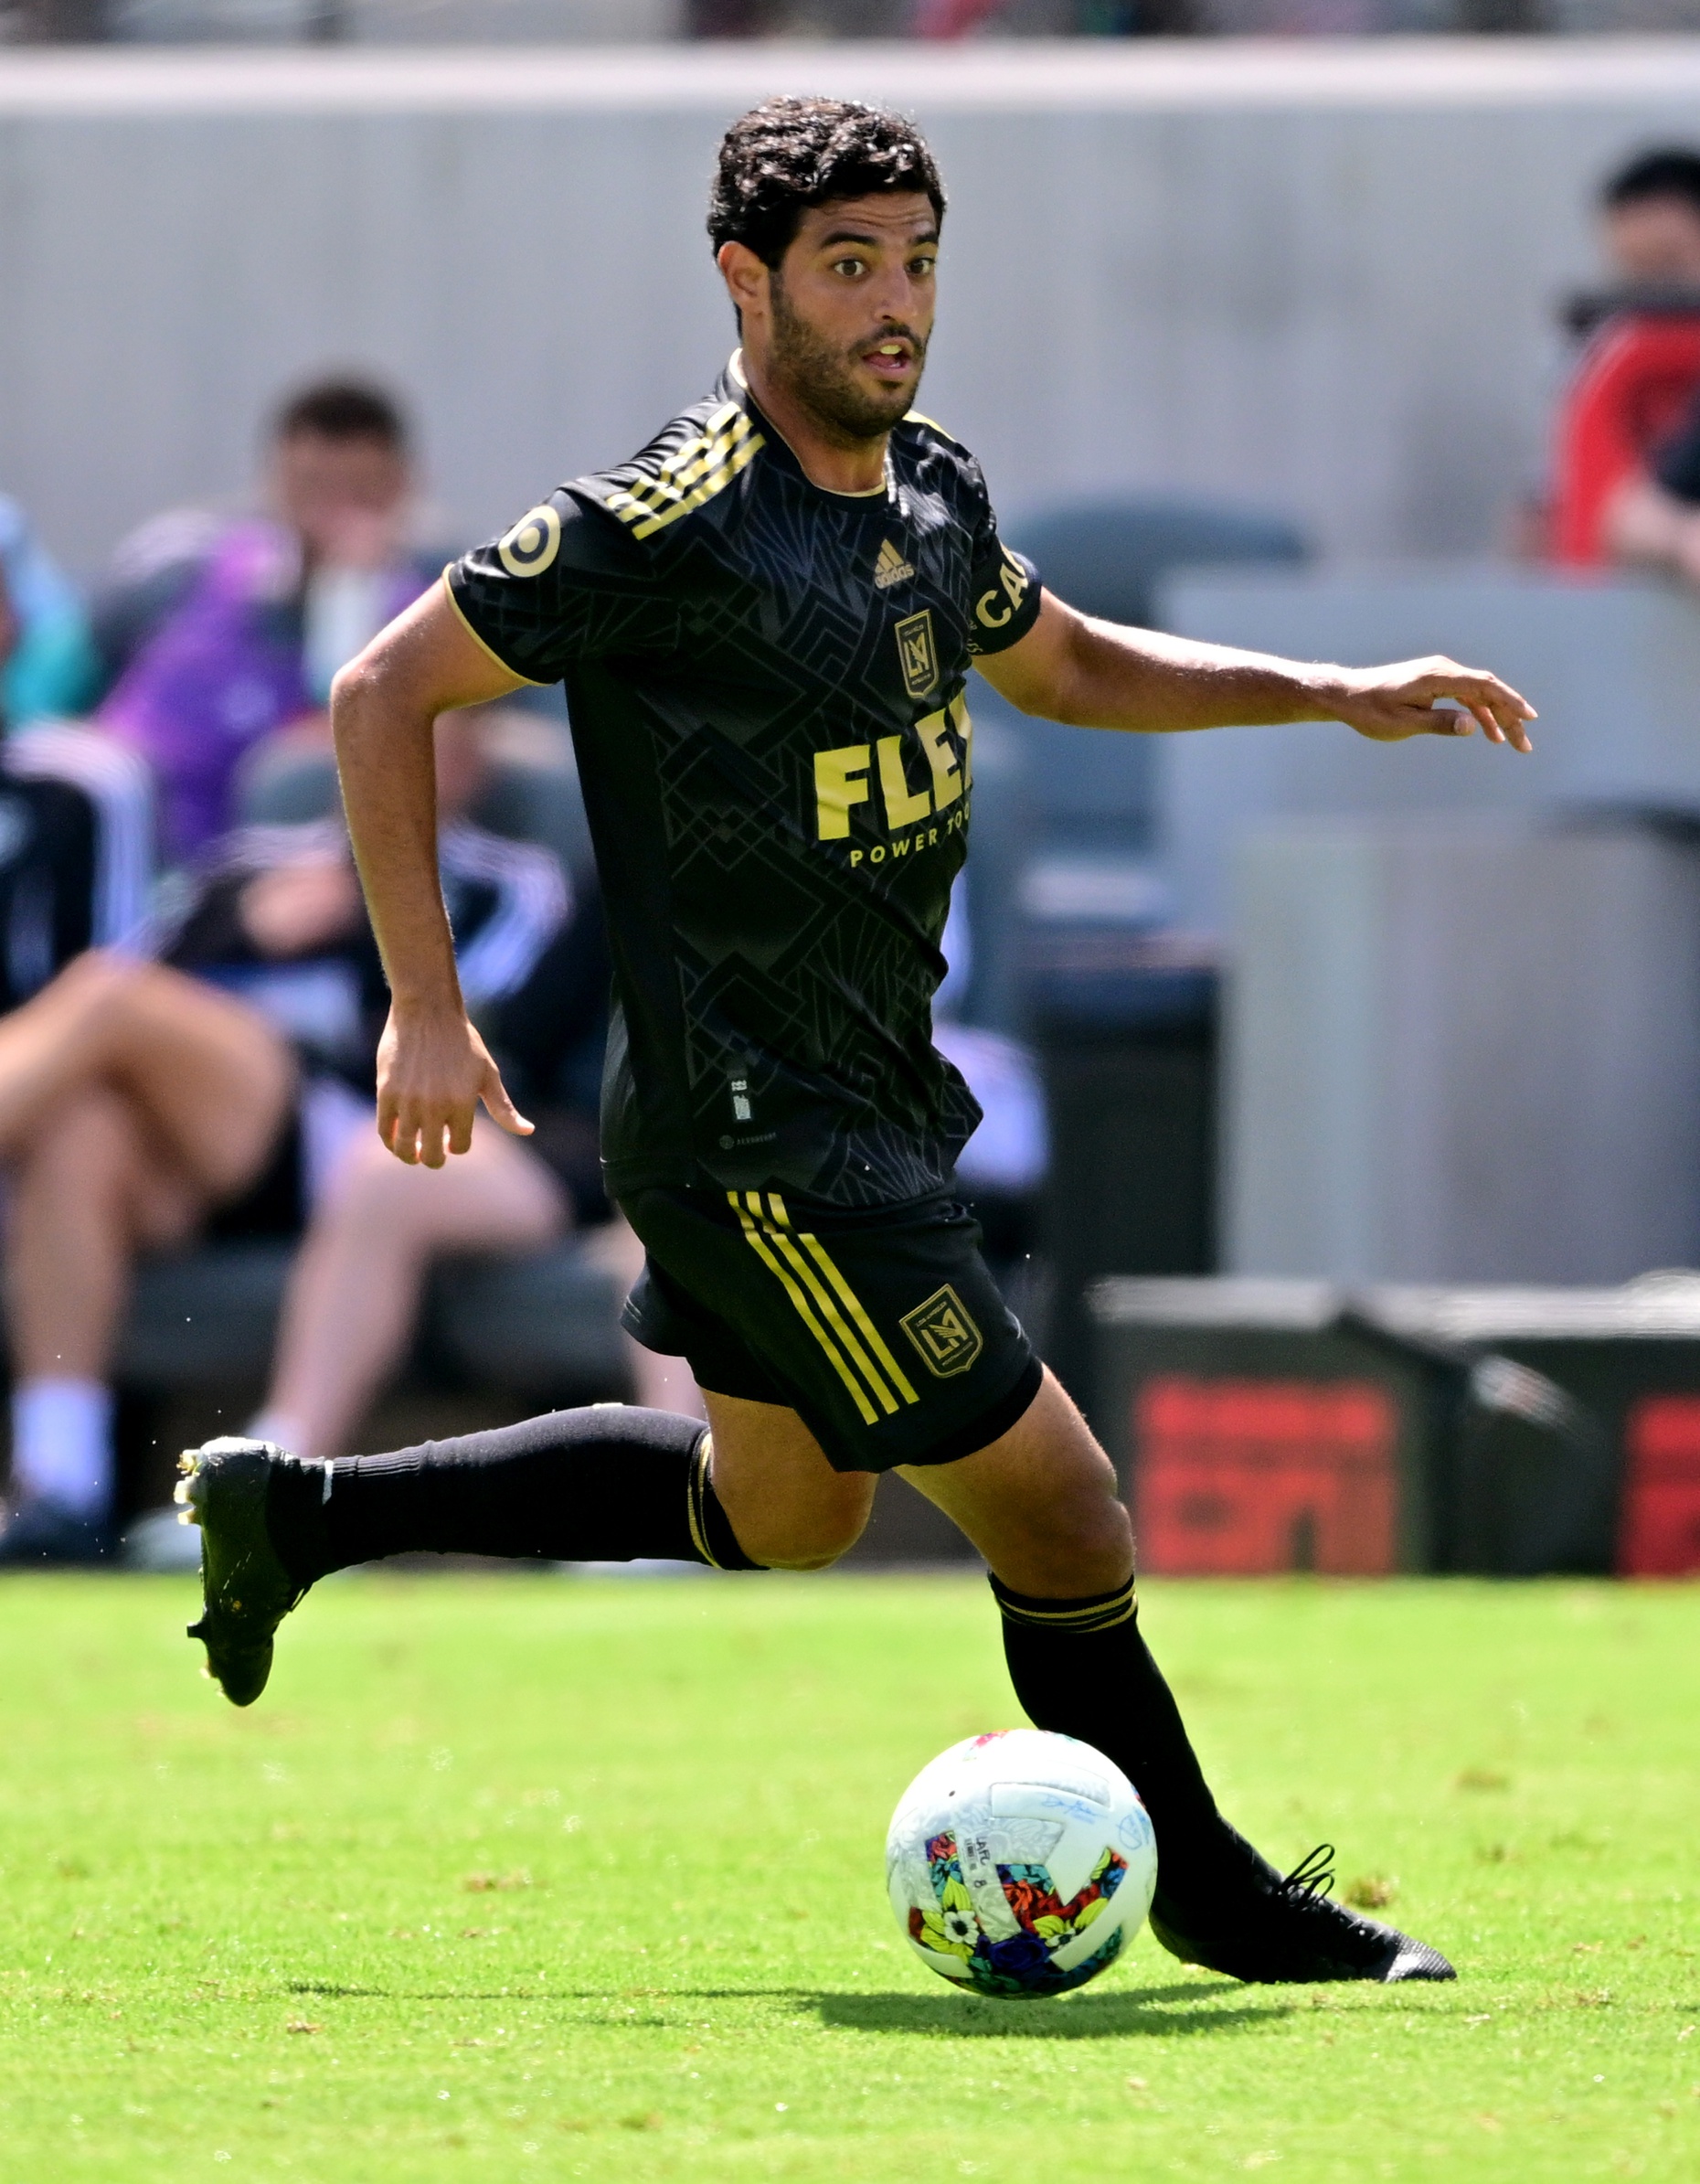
[277,1978,1280,2040]
[818,1983,1286,2039]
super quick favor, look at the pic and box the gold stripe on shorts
[752,1199,902,1418]
[765,1194,920,1408]
[728,1193,878,1425]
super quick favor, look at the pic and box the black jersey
[447,357,1042,1209]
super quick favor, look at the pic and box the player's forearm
[1049,616,1349,735]
[331,656,462,1012]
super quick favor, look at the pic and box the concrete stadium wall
[6,39,1700,574]
[1224,819,1700,1284]
[1157,566,1700,932]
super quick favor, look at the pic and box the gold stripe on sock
[997,1581,1138,1633]
[685,1434,725,1569]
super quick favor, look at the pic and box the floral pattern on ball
[908,1829,1131,1998]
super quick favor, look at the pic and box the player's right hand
[1329,655,1536,752]
[375,999,533,1167]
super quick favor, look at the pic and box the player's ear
[717,240,768,325]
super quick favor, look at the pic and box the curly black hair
[707,97,946,268]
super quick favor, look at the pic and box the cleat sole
[177,1438,306,1709]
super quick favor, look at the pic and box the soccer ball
[886,1729,1157,1998]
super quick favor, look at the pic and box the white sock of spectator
[10,1378,114,1524]
[244,1410,310,1460]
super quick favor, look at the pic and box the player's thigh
[898,1367,1132,1599]
[702,1388,877,1571]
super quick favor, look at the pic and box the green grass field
[0,1571,1695,2183]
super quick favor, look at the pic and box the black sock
[265,1408,762,1584]
[991,1573,1236,1901]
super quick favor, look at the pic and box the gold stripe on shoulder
[607,410,754,525]
[616,430,765,541]
[440,570,548,688]
[903,410,950,435]
[619,416,754,518]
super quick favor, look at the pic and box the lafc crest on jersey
[896,610,939,699]
[874,538,915,591]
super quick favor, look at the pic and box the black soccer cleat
[1151,1834,1456,1985]
[175,1437,313,1707]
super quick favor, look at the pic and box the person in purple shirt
[96,380,436,863]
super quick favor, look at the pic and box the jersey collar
[721,351,897,506]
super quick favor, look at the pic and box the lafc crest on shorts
[901,1284,984,1378]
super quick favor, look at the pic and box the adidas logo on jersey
[873,538,915,591]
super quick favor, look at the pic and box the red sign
[1620,1396,1700,1577]
[1133,1375,1398,1576]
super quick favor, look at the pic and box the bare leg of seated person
[250,1121,568,1463]
[0,954,294,1561]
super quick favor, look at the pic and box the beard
[768,274,928,446]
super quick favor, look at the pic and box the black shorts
[619,1185,1043,1475]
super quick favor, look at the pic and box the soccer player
[178,99,1534,1985]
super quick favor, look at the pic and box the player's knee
[1006,1485,1133,1600]
[760,1542,847,1572]
[720,1477,875,1572]
[1074,1495,1136,1590]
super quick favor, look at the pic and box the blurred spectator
[0,495,101,729]
[1599,148,1700,285]
[0,709,617,1566]
[0,514,155,1011]
[1549,150,1700,566]
[1608,399,1700,586]
[92,378,436,863]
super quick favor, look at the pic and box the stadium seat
[997,495,1310,861]
[233,708,595,879]
[981,498,1307,1413]
[118,1238,628,1402]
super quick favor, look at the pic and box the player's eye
[831,255,867,278]
[910,253,937,278]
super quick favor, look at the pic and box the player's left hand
[1327,656,1535,752]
